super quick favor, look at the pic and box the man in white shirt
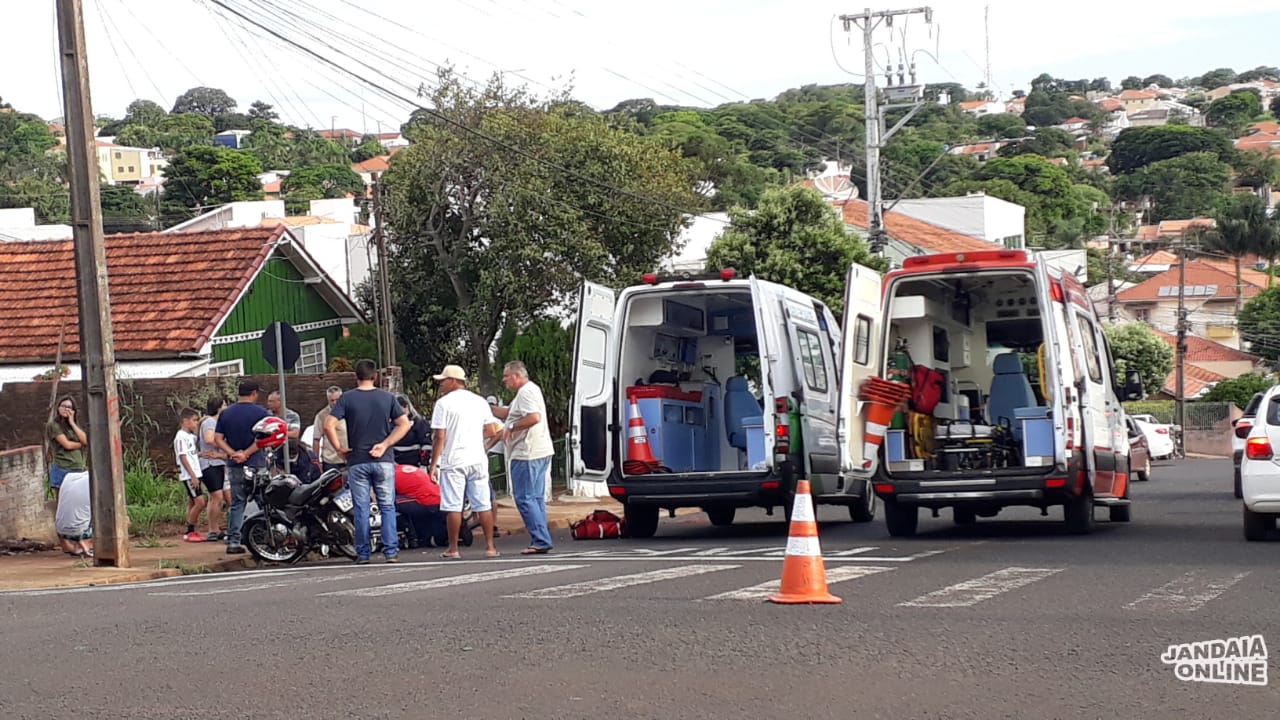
[429,365,503,559]
[492,360,555,554]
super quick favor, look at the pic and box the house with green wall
[0,225,365,387]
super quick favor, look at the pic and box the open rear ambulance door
[780,294,840,488]
[747,276,779,465]
[569,282,617,498]
[837,263,885,477]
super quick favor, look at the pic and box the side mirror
[1122,369,1144,401]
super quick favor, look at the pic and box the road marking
[505,564,739,599]
[828,547,879,556]
[1124,571,1251,613]
[318,565,586,598]
[703,565,893,601]
[0,568,305,596]
[899,567,1063,608]
[146,569,424,597]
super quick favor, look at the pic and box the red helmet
[253,416,288,450]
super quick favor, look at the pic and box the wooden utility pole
[57,0,130,567]
[1175,234,1188,436]
[372,174,396,368]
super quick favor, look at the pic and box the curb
[1,555,259,593]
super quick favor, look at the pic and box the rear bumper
[611,470,784,509]
[874,468,1078,509]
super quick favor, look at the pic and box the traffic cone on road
[768,480,841,604]
[623,396,661,474]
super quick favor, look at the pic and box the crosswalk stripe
[899,567,1062,608]
[504,564,739,599]
[703,565,893,601]
[1124,571,1250,612]
[317,564,587,598]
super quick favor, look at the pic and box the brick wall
[0,373,358,473]
[0,446,56,542]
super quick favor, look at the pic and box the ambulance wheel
[848,481,876,523]
[1109,504,1131,523]
[624,504,659,539]
[953,508,977,526]
[1063,489,1095,534]
[705,506,736,527]
[883,500,918,537]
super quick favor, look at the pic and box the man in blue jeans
[325,359,411,564]
[492,360,555,554]
[214,380,269,555]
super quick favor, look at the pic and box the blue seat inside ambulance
[724,376,762,450]
[987,352,1036,439]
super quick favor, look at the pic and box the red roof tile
[1119,89,1158,100]
[353,156,390,173]
[1246,121,1280,135]
[1163,361,1226,397]
[1151,329,1260,364]
[1116,260,1265,302]
[0,227,282,362]
[839,200,995,254]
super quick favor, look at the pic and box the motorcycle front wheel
[243,516,307,563]
[332,514,358,559]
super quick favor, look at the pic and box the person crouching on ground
[175,407,208,543]
[394,464,451,548]
[55,470,93,558]
[491,360,555,555]
[429,365,503,560]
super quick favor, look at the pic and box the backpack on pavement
[571,509,626,540]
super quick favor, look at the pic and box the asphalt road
[3,457,1278,719]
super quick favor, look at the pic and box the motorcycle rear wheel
[243,516,307,563]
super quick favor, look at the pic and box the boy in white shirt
[174,408,207,542]
[428,365,503,559]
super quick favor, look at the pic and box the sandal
[485,550,502,558]
[439,552,462,560]
[520,547,552,555]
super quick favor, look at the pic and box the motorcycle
[240,418,359,563]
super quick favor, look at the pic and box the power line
[208,0,725,224]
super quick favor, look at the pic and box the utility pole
[56,0,129,567]
[1175,233,1189,435]
[1105,238,1117,323]
[371,174,396,369]
[840,7,933,255]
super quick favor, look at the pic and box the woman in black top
[392,394,431,466]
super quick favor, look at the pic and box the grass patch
[136,535,174,549]
[156,559,212,575]
[125,451,186,537]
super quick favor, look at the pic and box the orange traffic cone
[768,479,841,604]
[623,396,660,472]
[860,397,899,470]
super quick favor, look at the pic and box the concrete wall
[0,446,55,542]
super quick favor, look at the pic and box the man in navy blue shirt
[214,380,269,555]
[325,359,411,563]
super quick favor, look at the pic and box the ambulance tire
[624,504,660,539]
[883,499,918,537]
[848,481,876,523]
[1064,488,1095,535]
[953,507,977,526]
[705,506,736,527]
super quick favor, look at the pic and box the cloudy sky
[5,0,1280,132]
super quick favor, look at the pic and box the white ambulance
[841,249,1143,536]
[568,268,875,538]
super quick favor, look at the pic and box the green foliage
[704,185,885,316]
[100,184,156,233]
[247,100,278,122]
[1143,74,1173,88]
[997,128,1077,159]
[1021,76,1099,127]
[1106,125,1235,175]
[1122,400,1174,423]
[287,129,352,167]
[124,450,185,536]
[1120,76,1143,90]
[951,154,1093,241]
[494,319,573,438]
[1113,152,1233,222]
[1271,96,1280,120]
[282,164,363,199]
[976,113,1028,139]
[162,145,264,209]
[352,135,385,163]
[1240,287,1280,367]
[1203,194,1280,268]
[124,99,166,127]
[1196,68,1238,89]
[1086,248,1144,287]
[1205,90,1263,135]
[171,86,237,117]
[1104,322,1174,396]
[1201,372,1275,407]
[386,68,703,391]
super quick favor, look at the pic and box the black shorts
[182,476,202,500]
[201,465,226,493]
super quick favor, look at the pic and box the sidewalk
[0,496,662,592]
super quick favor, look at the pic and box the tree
[123,99,166,127]
[976,113,1028,139]
[1237,66,1280,83]
[1103,323,1174,397]
[703,186,884,315]
[213,113,252,133]
[172,87,237,116]
[1196,68,1238,89]
[1114,152,1233,221]
[1205,90,1262,135]
[966,155,1079,237]
[242,122,291,170]
[352,135,385,163]
[287,130,352,167]
[383,69,702,391]
[1240,287,1280,367]
[1106,125,1234,175]
[153,113,215,154]
[494,319,574,438]
[1086,248,1143,288]
[1142,74,1173,88]
[247,100,279,122]
[1120,76,1143,90]
[162,145,263,209]
[1202,372,1275,407]
[281,164,363,212]
[100,184,155,233]
[1203,195,1280,311]
[997,128,1076,159]
[1271,96,1280,120]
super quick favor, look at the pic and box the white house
[0,208,73,242]
[890,193,1026,250]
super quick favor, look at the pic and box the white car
[1240,386,1280,540]
[1130,414,1176,460]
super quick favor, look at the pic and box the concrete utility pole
[371,174,396,369]
[56,0,129,567]
[840,7,932,255]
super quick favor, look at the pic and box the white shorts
[439,464,491,513]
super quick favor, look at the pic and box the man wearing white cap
[429,364,503,559]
